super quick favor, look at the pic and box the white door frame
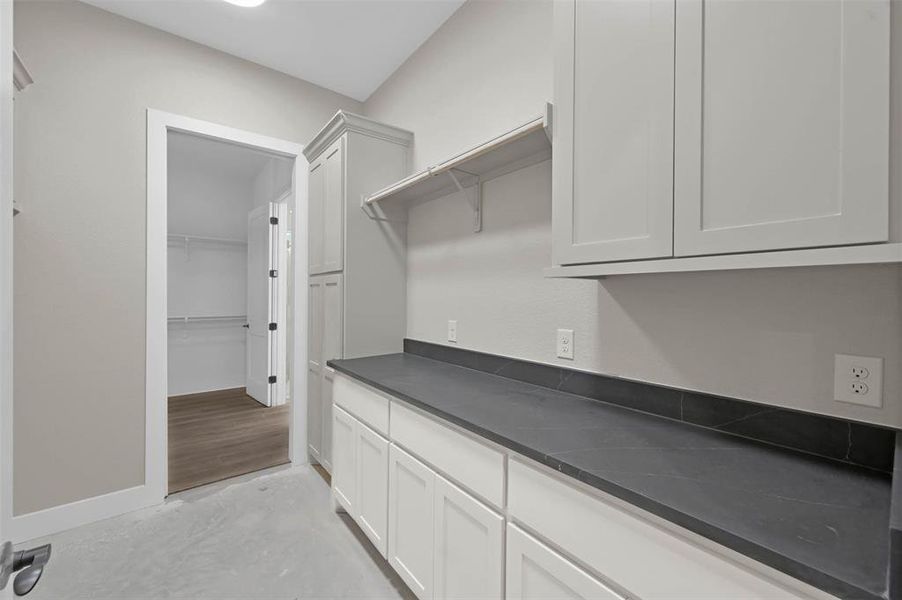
[146,109,308,502]
[0,0,15,549]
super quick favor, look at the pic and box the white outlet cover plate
[557,328,574,360]
[834,354,883,408]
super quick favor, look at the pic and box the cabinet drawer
[508,459,812,600]
[333,374,389,436]
[390,401,504,509]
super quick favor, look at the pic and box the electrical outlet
[447,320,457,343]
[834,354,883,408]
[557,329,574,360]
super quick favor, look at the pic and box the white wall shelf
[544,243,902,279]
[363,103,552,232]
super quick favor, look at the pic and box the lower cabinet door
[355,421,389,557]
[307,367,322,460]
[388,444,435,600]
[506,524,622,600]
[321,368,335,472]
[331,405,357,513]
[433,475,503,600]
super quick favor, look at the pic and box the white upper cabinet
[552,0,675,265]
[308,137,344,275]
[307,157,325,274]
[307,136,344,275]
[321,138,344,272]
[551,0,891,271]
[673,0,890,256]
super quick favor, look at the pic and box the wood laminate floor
[168,387,290,494]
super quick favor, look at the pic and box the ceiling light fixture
[223,0,266,7]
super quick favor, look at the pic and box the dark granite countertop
[329,353,893,600]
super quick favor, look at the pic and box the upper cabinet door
[322,138,345,273]
[673,0,890,257]
[552,0,675,265]
[308,157,325,274]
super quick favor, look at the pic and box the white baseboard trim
[8,484,159,544]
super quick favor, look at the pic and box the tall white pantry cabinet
[552,0,891,267]
[304,112,412,472]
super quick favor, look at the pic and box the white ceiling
[81,0,465,101]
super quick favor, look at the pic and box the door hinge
[270,216,279,225]
[269,269,278,278]
[268,375,277,384]
[268,322,277,331]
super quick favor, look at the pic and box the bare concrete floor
[20,466,413,600]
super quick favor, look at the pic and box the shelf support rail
[360,196,408,225]
[447,168,482,233]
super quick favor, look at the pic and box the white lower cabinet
[331,403,390,557]
[321,368,334,471]
[388,444,435,600]
[332,390,829,600]
[355,421,389,557]
[433,475,503,600]
[506,524,622,600]
[331,405,357,513]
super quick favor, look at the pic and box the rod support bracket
[447,168,482,233]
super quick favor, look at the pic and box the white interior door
[246,202,278,407]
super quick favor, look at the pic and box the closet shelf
[167,234,247,246]
[543,243,902,279]
[362,103,552,232]
[168,315,247,323]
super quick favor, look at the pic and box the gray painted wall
[12,0,361,515]
[364,0,902,428]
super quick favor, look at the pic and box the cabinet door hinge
[270,216,279,225]
[269,269,278,278]
[268,322,277,331]
[268,375,277,384]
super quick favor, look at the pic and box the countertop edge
[327,359,882,600]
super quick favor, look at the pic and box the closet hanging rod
[167,233,247,246]
[167,315,247,323]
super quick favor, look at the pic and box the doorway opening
[166,131,293,493]
[146,110,307,503]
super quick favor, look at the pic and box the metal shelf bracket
[360,196,408,225]
[447,168,482,233]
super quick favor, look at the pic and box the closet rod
[167,315,247,323]
[167,234,247,246]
